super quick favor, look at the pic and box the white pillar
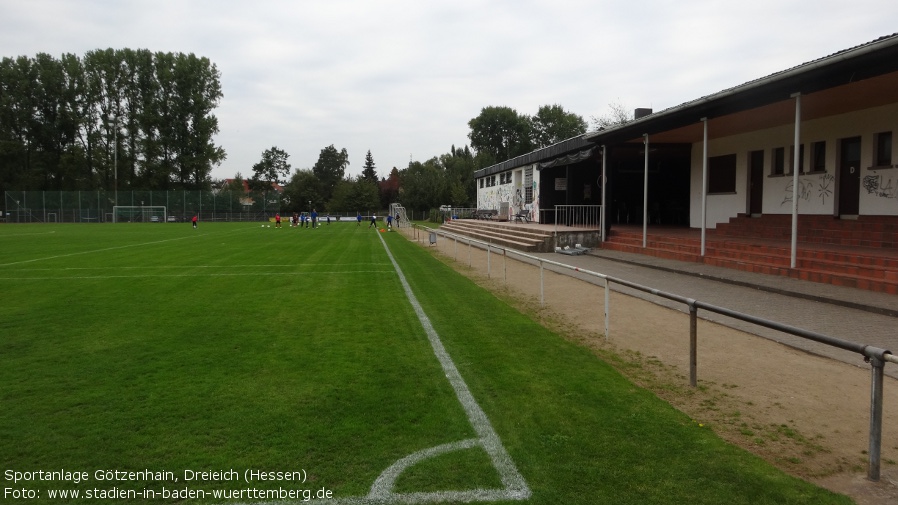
[791,93,801,269]
[701,118,709,256]
[643,134,649,248]
[601,146,607,242]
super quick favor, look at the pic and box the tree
[590,101,633,131]
[379,167,400,210]
[329,176,380,214]
[249,146,290,191]
[0,49,226,194]
[361,149,378,184]
[312,144,349,202]
[467,106,532,163]
[283,169,323,213]
[530,104,587,148]
[399,159,448,212]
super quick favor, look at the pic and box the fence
[3,190,287,223]
[404,223,896,482]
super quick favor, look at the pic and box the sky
[2,0,897,182]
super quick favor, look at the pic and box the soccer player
[192,214,197,229]
[369,214,377,228]
[311,209,318,228]
[357,212,362,226]
[275,213,281,228]
[386,214,393,229]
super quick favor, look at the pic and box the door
[748,150,764,215]
[838,137,861,216]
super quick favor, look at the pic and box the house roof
[222,178,284,193]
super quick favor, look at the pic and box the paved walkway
[530,248,898,378]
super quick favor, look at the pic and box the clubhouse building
[472,33,898,292]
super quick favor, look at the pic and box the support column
[601,146,607,242]
[643,134,649,248]
[701,118,709,256]
[791,92,801,268]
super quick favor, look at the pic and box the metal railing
[546,205,603,232]
[406,223,896,482]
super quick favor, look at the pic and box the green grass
[0,222,852,504]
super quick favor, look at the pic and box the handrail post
[503,249,507,285]
[604,278,610,339]
[868,355,885,481]
[539,260,545,307]
[688,299,698,387]
[487,243,491,278]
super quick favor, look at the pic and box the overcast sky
[3,0,897,181]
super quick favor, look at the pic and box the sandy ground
[406,228,898,505]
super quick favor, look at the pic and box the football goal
[112,206,167,223]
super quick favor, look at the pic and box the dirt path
[410,229,898,504]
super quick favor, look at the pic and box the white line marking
[0,235,197,267]
[343,233,531,503]
[0,227,255,267]
[0,271,393,281]
[221,233,531,505]
[0,230,56,238]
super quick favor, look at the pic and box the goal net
[112,206,167,223]
[389,203,410,228]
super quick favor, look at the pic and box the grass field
[0,222,853,504]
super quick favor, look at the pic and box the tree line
[2,48,616,214]
[252,103,589,215]
[0,49,225,196]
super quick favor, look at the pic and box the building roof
[584,32,898,146]
[473,135,593,178]
[475,32,898,179]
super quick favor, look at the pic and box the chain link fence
[3,190,287,223]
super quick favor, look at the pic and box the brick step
[714,229,898,248]
[704,257,898,295]
[705,248,898,280]
[709,241,898,269]
[714,215,898,248]
[607,237,898,280]
[605,235,703,255]
[603,231,898,292]
[600,241,704,264]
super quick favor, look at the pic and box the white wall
[689,101,898,228]
[476,164,542,221]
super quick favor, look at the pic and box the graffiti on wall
[781,173,835,206]
[863,174,898,199]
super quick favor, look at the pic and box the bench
[512,211,530,223]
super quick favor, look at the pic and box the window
[772,147,785,176]
[810,141,826,173]
[479,178,484,188]
[708,154,737,193]
[875,131,892,167]
[788,145,805,174]
[524,167,533,204]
